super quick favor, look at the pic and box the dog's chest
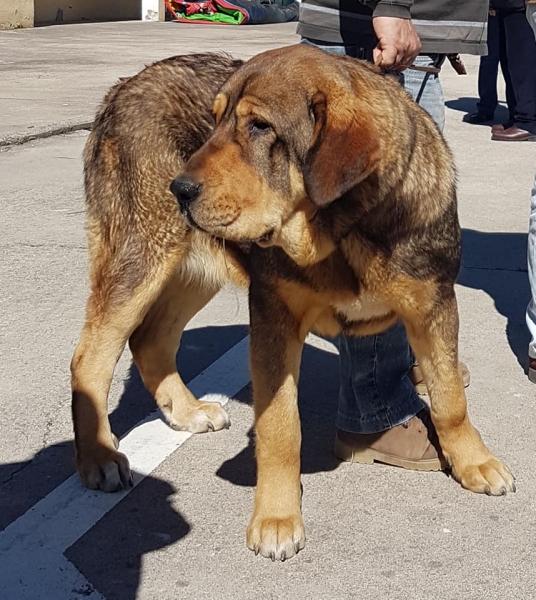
[332,294,392,323]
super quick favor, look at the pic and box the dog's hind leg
[129,273,229,433]
[71,258,176,492]
[401,288,515,496]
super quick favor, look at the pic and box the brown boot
[409,361,470,395]
[334,408,447,471]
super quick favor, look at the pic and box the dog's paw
[247,514,306,561]
[453,456,515,496]
[163,394,231,434]
[76,443,132,493]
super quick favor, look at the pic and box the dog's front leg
[403,290,515,496]
[246,286,306,561]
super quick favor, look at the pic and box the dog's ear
[213,93,228,125]
[303,91,380,207]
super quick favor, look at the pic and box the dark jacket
[297,0,489,55]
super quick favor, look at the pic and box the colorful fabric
[166,0,298,25]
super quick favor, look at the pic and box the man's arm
[364,1,421,71]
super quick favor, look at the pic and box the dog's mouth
[253,229,275,247]
[179,204,207,234]
[179,205,275,246]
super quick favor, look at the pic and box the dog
[72,45,515,562]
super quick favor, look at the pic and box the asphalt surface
[1,21,535,600]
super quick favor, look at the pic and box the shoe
[463,110,494,124]
[334,408,447,471]
[529,358,536,384]
[491,122,511,133]
[409,361,470,395]
[491,126,536,141]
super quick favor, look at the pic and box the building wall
[0,0,34,28]
[34,0,140,24]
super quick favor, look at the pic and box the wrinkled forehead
[219,67,301,110]
[218,46,337,111]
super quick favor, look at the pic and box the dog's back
[83,53,244,297]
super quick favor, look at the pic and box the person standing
[524,0,536,382]
[491,0,536,141]
[464,8,515,125]
[296,0,485,470]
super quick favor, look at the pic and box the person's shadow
[445,97,511,126]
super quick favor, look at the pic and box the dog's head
[171,44,382,245]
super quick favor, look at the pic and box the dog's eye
[249,120,272,135]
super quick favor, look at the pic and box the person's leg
[503,9,536,133]
[497,12,516,124]
[399,54,446,130]
[337,321,425,434]
[337,53,460,467]
[476,13,500,116]
[526,172,536,382]
[301,39,449,469]
[301,38,428,429]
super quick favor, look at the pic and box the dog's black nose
[170,176,202,205]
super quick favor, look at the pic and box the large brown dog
[72,45,514,562]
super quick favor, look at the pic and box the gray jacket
[297,0,489,55]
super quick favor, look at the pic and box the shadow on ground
[459,228,530,371]
[65,470,191,600]
[445,97,511,126]
[1,226,530,597]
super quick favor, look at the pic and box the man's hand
[372,16,421,71]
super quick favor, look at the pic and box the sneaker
[334,408,447,471]
[410,361,470,395]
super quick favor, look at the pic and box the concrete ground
[1,21,535,600]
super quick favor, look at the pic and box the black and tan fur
[72,45,514,562]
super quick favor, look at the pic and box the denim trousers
[526,10,536,357]
[301,38,446,433]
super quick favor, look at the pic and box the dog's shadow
[216,340,343,488]
[1,227,528,598]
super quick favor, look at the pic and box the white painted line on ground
[0,334,337,599]
[0,336,251,600]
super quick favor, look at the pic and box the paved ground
[1,21,535,600]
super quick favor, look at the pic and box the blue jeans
[301,38,445,433]
[527,172,536,360]
[527,11,536,358]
